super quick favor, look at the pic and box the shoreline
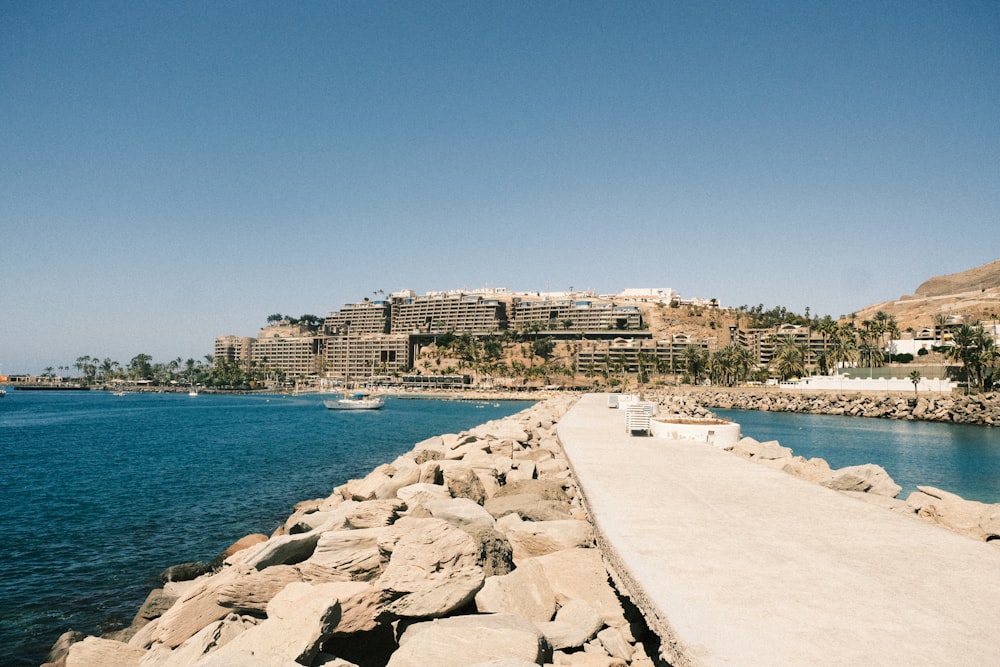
[42,389,999,665]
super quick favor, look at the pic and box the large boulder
[192,582,343,666]
[906,486,997,540]
[64,636,147,667]
[376,517,485,619]
[386,613,549,667]
[497,514,595,561]
[821,464,902,498]
[532,549,626,627]
[311,527,388,582]
[425,497,496,534]
[140,613,258,667]
[537,598,604,651]
[474,557,556,621]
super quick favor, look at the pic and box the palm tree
[683,345,708,385]
[909,370,922,397]
[770,336,807,381]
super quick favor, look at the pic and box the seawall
[654,386,1000,426]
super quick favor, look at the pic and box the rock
[779,456,832,483]
[210,534,269,568]
[821,464,902,498]
[731,437,793,460]
[159,562,211,583]
[532,549,626,627]
[498,514,595,561]
[468,527,515,576]
[234,530,324,570]
[396,482,452,510]
[906,486,996,540]
[151,567,246,649]
[475,557,557,621]
[596,626,633,661]
[538,598,604,650]
[374,465,421,500]
[345,499,405,528]
[44,630,85,666]
[387,613,549,667]
[425,497,496,534]
[64,636,147,667]
[311,527,388,582]
[192,582,343,666]
[376,517,485,619]
[494,479,571,502]
[142,613,258,667]
[340,465,395,502]
[443,465,488,504]
[485,494,574,521]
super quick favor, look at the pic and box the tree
[770,336,807,381]
[266,313,284,325]
[531,337,555,361]
[683,345,708,384]
[128,354,153,380]
[909,370,922,397]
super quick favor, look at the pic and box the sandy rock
[474,557,556,621]
[233,530,324,570]
[499,514,595,561]
[551,650,626,666]
[417,460,443,484]
[532,549,626,627]
[469,527,516,576]
[192,582,343,666]
[376,517,485,619]
[211,534,269,567]
[485,494,574,521]
[906,486,996,540]
[538,598,604,650]
[396,482,452,510]
[731,437,793,460]
[779,456,833,482]
[141,613,258,667]
[374,465,421,500]
[443,465,488,504]
[151,567,246,649]
[65,636,147,667]
[505,461,536,483]
[596,626,633,661]
[44,630,85,666]
[311,527,388,582]
[822,463,902,498]
[345,499,405,528]
[425,496,496,534]
[340,465,395,501]
[387,613,549,667]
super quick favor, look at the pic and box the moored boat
[323,392,385,410]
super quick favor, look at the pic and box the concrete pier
[557,393,1000,666]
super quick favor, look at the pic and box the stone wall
[666,388,1000,426]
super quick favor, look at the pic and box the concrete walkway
[557,393,1000,666]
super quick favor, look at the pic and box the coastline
[42,389,1000,666]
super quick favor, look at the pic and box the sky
[2,1,998,374]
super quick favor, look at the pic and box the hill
[854,259,1000,331]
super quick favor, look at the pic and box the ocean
[0,390,531,666]
[715,408,1000,503]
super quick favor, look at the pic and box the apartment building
[389,292,507,334]
[510,297,642,331]
[214,335,255,368]
[324,300,390,335]
[576,335,717,375]
[732,324,829,367]
[324,334,410,379]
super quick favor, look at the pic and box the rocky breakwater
[684,388,1000,426]
[650,394,1000,545]
[46,396,663,667]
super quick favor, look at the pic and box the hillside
[854,259,1000,331]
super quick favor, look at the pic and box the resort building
[248,323,324,377]
[324,334,410,380]
[576,335,718,376]
[731,324,831,367]
[509,296,643,332]
[214,335,255,369]
[388,292,508,334]
[324,300,390,335]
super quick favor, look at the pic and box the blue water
[0,390,529,666]
[714,409,1000,504]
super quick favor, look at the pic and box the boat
[323,392,385,410]
[0,389,6,398]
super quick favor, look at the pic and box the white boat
[323,392,385,410]
[0,389,6,398]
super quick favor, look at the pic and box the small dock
[557,393,1000,666]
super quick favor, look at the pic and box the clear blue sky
[2,1,998,374]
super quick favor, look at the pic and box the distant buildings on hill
[214,287,718,382]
